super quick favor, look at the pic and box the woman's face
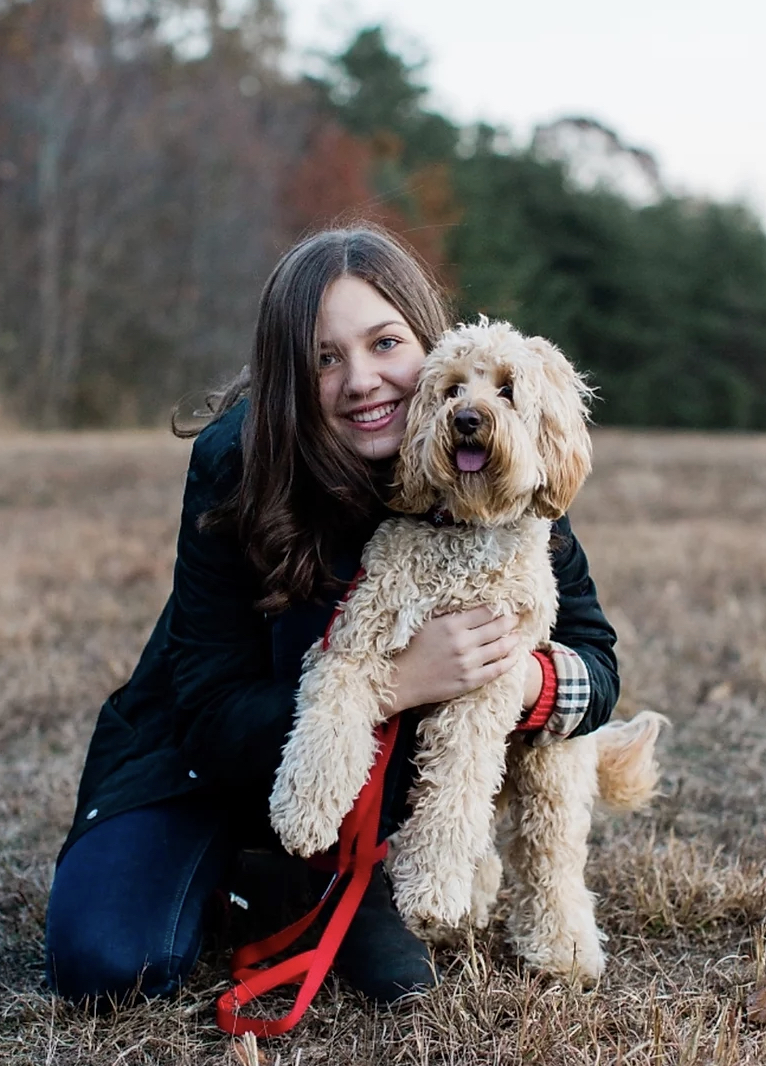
[316,276,427,461]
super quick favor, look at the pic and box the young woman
[45,226,619,1007]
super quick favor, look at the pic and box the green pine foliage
[320,30,766,429]
[325,27,459,167]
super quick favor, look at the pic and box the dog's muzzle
[452,408,490,472]
[453,408,483,436]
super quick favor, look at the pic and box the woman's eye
[498,384,514,402]
[444,383,462,399]
[319,351,339,368]
[375,336,398,352]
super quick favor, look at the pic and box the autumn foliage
[1,2,765,428]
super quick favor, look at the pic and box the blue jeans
[45,796,236,1003]
[46,716,420,1004]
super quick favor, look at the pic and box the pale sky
[281,0,766,220]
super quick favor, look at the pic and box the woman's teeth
[348,402,397,424]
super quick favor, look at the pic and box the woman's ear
[527,337,593,519]
[389,372,440,515]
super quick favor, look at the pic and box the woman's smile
[345,399,401,429]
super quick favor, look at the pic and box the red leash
[216,717,399,1037]
[217,566,396,1037]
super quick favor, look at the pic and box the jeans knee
[45,798,229,1007]
[45,920,187,1005]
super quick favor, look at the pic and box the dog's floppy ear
[527,336,593,519]
[389,368,440,515]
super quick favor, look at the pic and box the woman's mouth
[345,401,400,430]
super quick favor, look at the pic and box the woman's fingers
[461,605,504,629]
[443,605,519,642]
[473,650,519,688]
[456,606,520,661]
[473,612,519,648]
[478,632,521,666]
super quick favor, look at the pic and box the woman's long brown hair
[177,225,450,612]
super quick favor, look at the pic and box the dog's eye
[498,384,514,402]
[444,384,462,399]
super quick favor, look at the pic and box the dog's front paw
[269,784,341,858]
[393,856,473,927]
[405,915,464,949]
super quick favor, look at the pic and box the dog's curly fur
[269,319,665,984]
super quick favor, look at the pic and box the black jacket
[59,402,619,862]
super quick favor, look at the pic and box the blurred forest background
[2,0,766,430]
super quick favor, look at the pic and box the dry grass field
[2,427,766,1065]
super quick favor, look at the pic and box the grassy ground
[1,427,766,1065]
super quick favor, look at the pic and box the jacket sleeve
[526,513,620,744]
[167,434,297,789]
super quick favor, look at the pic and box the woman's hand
[384,606,542,716]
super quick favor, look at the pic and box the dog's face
[390,319,593,525]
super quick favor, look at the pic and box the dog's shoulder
[360,516,432,571]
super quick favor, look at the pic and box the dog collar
[422,504,458,527]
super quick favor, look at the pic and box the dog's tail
[595,710,668,811]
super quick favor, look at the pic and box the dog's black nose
[454,408,483,436]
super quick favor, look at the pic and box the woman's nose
[343,351,382,397]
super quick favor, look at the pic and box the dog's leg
[392,666,526,926]
[269,647,391,857]
[470,843,503,929]
[498,734,605,985]
[407,843,503,949]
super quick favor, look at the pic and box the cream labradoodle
[270,319,664,984]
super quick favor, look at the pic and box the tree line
[1,0,765,428]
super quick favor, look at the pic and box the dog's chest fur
[327,513,558,657]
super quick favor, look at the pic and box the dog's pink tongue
[456,447,487,472]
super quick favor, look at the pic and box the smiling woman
[224,229,449,613]
[44,224,620,1014]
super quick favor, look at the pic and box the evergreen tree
[2,8,765,428]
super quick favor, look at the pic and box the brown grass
[2,427,766,1065]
